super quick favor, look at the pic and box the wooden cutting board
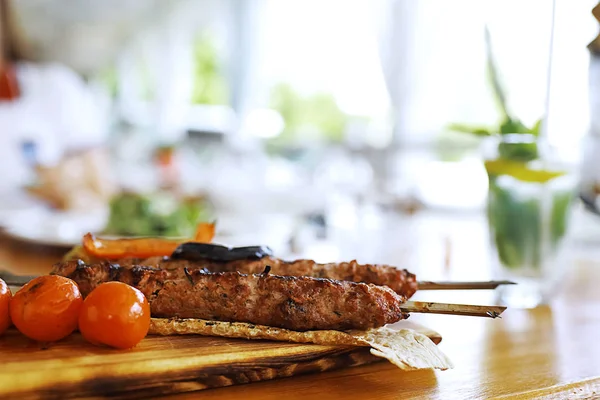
[0,321,441,399]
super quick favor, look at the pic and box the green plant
[269,83,347,143]
[191,35,228,105]
[449,27,572,271]
[98,66,119,99]
[448,27,542,163]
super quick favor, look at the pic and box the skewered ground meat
[52,261,409,331]
[103,257,418,299]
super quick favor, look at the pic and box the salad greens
[104,192,213,238]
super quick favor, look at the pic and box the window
[94,0,596,210]
[249,0,392,147]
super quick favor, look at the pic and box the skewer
[0,272,506,318]
[1,272,515,293]
[0,272,36,287]
[417,280,516,291]
[401,301,506,318]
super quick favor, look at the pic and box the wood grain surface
[2,232,600,399]
[0,322,440,399]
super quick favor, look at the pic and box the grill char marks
[52,261,409,331]
[121,257,419,299]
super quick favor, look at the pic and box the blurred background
[1,0,599,293]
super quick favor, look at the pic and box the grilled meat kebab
[52,260,410,331]
[99,256,419,299]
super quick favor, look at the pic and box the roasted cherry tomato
[10,275,82,342]
[0,279,12,335]
[79,282,150,349]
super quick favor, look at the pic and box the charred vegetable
[82,223,216,260]
[171,242,273,262]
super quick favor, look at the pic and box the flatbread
[149,318,453,371]
[354,327,453,370]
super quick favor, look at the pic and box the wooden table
[2,233,600,399]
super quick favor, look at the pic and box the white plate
[2,208,109,248]
[0,191,45,228]
[2,210,295,255]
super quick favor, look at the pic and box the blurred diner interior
[0,0,599,305]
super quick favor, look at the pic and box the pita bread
[149,318,453,371]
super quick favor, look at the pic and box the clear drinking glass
[483,134,577,308]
